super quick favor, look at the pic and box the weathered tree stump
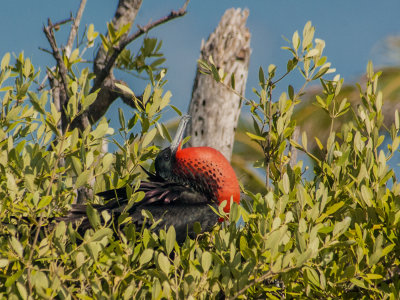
[187,8,251,161]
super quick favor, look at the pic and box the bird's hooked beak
[170,115,191,154]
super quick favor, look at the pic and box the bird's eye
[163,152,170,160]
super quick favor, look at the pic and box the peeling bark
[187,8,251,161]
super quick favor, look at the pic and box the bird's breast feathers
[174,147,240,210]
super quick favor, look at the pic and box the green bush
[1,21,400,299]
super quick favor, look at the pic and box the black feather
[59,171,217,243]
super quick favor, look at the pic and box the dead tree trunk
[187,8,251,161]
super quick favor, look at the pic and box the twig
[94,3,188,89]
[38,47,53,55]
[43,19,70,99]
[47,16,73,29]
[38,66,56,91]
[65,0,87,57]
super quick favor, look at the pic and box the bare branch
[93,0,143,75]
[43,19,69,99]
[94,3,188,91]
[46,0,189,132]
[67,0,145,131]
[47,16,73,29]
[38,47,53,55]
[70,0,189,130]
[65,0,87,57]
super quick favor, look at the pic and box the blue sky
[1,0,400,125]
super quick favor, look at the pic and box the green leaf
[258,67,265,86]
[75,170,90,188]
[296,249,312,267]
[5,269,23,287]
[325,201,344,216]
[381,243,395,257]
[230,73,235,89]
[158,253,170,274]
[288,85,294,99]
[31,270,49,291]
[123,284,135,300]
[0,259,9,268]
[10,236,23,258]
[87,24,97,42]
[82,91,98,110]
[170,105,182,116]
[16,282,27,300]
[86,205,101,229]
[118,108,126,130]
[365,273,383,280]
[282,173,290,194]
[165,226,176,255]
[292,31,300,51]
[306,268,320,288]
[268,64,276,74]
[360,185,373,207]
[306,48,319,58]
[246,132,266,141]
[102,153,114,172]
[115,82,135,97]
[1,52,10,70]
[160,90,171,111]
[351,278,367,289]
[367,60,374,79]
[100,34,111,51]
[91,228,113,242]
[333,217,351,237]
[37,195,52,209]
[301,131,307,150]
[76,251,85,268]
[193,222,202,235]
[312,66,329,80]
[302,21,314,51]
[142,127,157,148]
[315,95,327,110]
[140,248,154,266]
[91,119,109,139]
[55,221,66,240]
[6,105,22,122]
[143,84,152,104]
[201,251,212,272]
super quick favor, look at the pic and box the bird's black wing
[59,172,215,241]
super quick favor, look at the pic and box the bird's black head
[154,115,191,180]
[155,147,173,180]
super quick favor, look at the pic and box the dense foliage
[1,21,400,299]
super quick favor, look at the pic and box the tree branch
[93,0,143,77]
[94,3,188,91]
[69,0,189,130]
[44,0,189,133]
[65,0,87,57]
[47,16,73,29]
[43,19,70,98]
[43,19,72,133]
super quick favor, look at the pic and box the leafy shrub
[1,21,400,299]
